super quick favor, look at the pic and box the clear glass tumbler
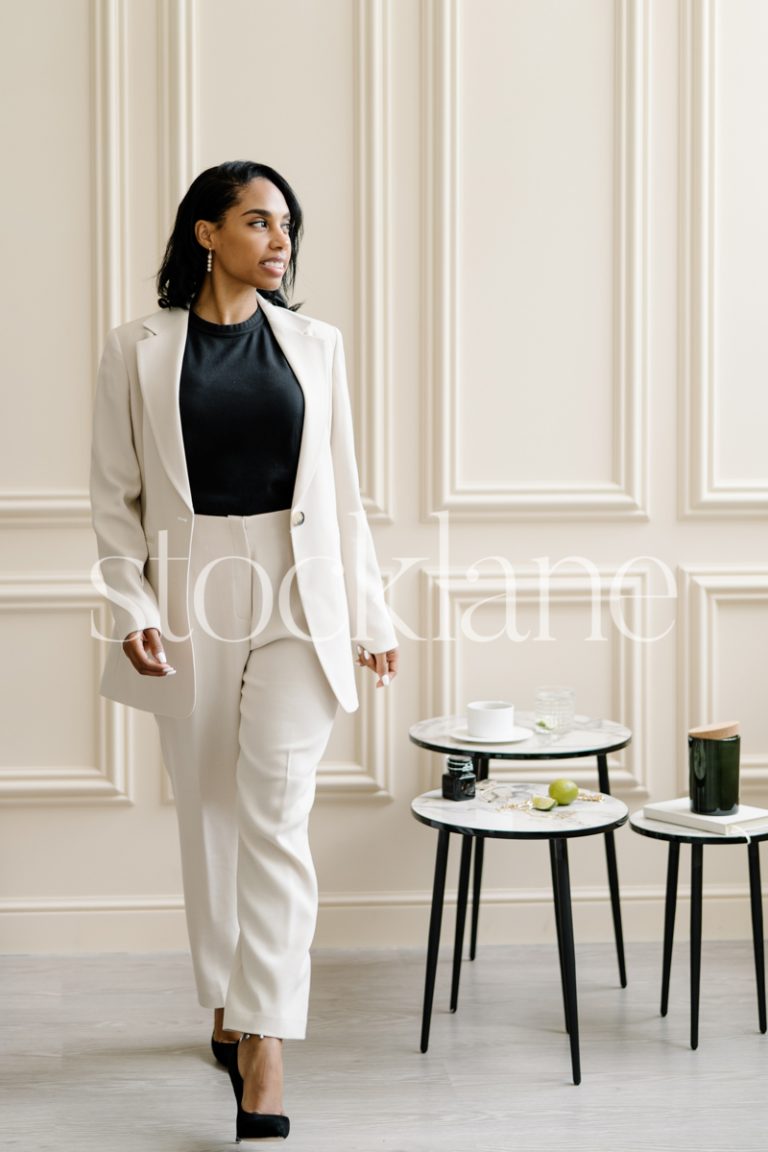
[534,687,575,739]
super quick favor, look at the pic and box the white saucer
[449,724,533,744]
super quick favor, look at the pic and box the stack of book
[643,797,768,836]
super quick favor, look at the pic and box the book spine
[643,807,729,834]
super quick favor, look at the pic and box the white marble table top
[412,786,629,840]
[630,811,768,844]
[409,713,632,759]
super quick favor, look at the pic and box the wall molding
[157,0,197,249]
[92,0,130,353]
[423,0,648,519]
[420,564,649,795]
[679,0,768,516]
[2,881,763,951]
[0,0,127,527]
[0,895,184,914]
[353,0,394,522]
[0,576,131,803]
[2,881,758,916]
[679,565,768,789]
[0,492,90,526]
[318,880,762,910]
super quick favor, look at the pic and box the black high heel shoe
[227,1037,290,1142]
[211,1033,238,1068]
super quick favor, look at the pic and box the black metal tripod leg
[747,840,766,1034]
[596,752,610,796]
[689,842,703,1051]
[469,836,485,961]
[597,752,626,987]
[603,829,627,988]
[450,835,473,1012]
[549,838,569,1033]
[421,829,450,1053]
[660,841,680,1017]
[554,838,581,1085]
[468,754,490,961]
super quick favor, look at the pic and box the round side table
[630,811,768,1049]
[409,713,632,985]
[412,786,629,1085]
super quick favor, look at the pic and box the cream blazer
[89,292,397,717]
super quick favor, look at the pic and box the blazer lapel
[256,293,331,509]
[137,308,194,510]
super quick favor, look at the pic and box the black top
[179,306,305,516]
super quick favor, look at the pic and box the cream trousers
[155,511,338,1040]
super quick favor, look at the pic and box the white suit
[89,295,396,1037]
[90,292,396,717]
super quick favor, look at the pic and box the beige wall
[1,0,767,953]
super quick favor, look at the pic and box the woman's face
[199,177,292,292]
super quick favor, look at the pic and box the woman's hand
[122,628,176,676]
[356,645,398,688]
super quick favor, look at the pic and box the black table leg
[747,840,767,1035]
[597,752,627,988]
[660,840,680,1017]
[469,837,485,961]
[421,828,450,1053]
[603,830,627,989]
[553,838,581,1084]
[472,753,491,784]
[450,835,473,1012]
[549,839,569,1033]
[469,754,490,961]
[596,753,611,796]
[690,842,703,1050]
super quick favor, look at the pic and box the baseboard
[314,884,766,947]
[0,896,188,952]
[0,884,764,952]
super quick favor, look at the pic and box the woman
[89,160,398,1142]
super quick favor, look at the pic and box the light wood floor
[2,941,766,1150]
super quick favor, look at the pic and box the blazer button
[291,509,305,527]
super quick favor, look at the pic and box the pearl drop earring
[207,249,213,273]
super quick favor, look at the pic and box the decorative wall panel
[424,0,648,517]
[680,0,768,515]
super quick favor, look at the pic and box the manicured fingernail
[157,651,167,663]
[381,674,390,686]
[163,668,176,676]
[362,649,370,660]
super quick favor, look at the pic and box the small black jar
[442,756,476,801]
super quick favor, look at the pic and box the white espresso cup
[466,700,516,740]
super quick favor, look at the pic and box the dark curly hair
[156,160,303,310]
